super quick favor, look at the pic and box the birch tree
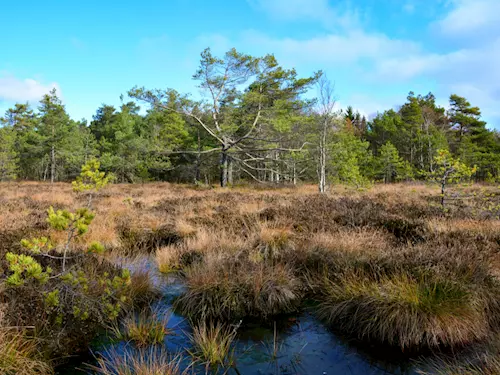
[316,75,336,193]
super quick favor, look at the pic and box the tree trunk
[275,152,280,184]
[292,162,297,185]
[194,129,201,183]
[43,161,48,181]
[50,144,56,183]
[220,147,228,187]
[319,121,327,193]
[228,157,233,185]
[441,179,446,207]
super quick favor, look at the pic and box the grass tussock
[0,330,53,375]
[90,347,184,375]
[175,253,302,321]
[188,321,238,369]
[316,271,490,349]
[128,269,157,305]
[417,336,500,375]
[156,245,184,274]
[117,309,171,347]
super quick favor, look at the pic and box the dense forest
[1,48,499,187]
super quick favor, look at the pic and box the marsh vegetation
[0,179,499,374]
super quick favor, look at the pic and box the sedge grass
[118,309,172,347]
[187,321,238,370]
[89,347,184,375]
[316,271,489,349]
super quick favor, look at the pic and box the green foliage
[426,149,476,206]
[427,149,476,186]
[3,158,136,352]
[20,237,53,254]
[99,269,131,320]
[5,253,52,286]
[87,241,105,254]
[47,206,94,234]
[1,52,499,185]
[44,290,60,309]
[72,158,113,193]
[376,142,414,182]
[329,128,372,187]
[130,47,319,186]
[0,125,18,181]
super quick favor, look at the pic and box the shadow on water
[56,256,419,375]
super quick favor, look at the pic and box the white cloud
[374,36,500,123]
[238,25,500,124]
[0,74,60,102]
[437,0,500,37]
[247,0,357,29]
[241,29,420,65]
[339,93,402,120]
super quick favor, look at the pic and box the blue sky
[1,0,499,128]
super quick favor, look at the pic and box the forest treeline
[0,48,499,187]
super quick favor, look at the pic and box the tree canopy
[1,48,499,187]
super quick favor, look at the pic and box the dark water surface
[56,256,419,375]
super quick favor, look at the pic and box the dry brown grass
[427,218,500,237]
[1,181,499,361]
[307,228,391,254]
[156,245,184,273]
[174,251,303,321]
[0,305,53,375]
[90,347,184,375]
[0,330,53,375]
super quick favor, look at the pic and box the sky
[1,0,499,128]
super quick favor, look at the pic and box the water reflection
[56,256,418,375]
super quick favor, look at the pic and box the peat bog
[1,181,499,374]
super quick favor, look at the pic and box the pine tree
[0,126,18,180]
[38,89,73,182]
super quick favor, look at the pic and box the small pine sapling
[72,158,113,208]
[426,149,476,207]
[4,159,130,323]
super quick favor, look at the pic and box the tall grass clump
[417,336,500,375]
[114,309,171,347]
[175,254,302,321]
[156,245,183,274]
[187,321,238,371]
[90,347,184,375]
[0,330,53,375]
[418,357,500,375]
[316,271,490,349]
[127,268,157,306]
